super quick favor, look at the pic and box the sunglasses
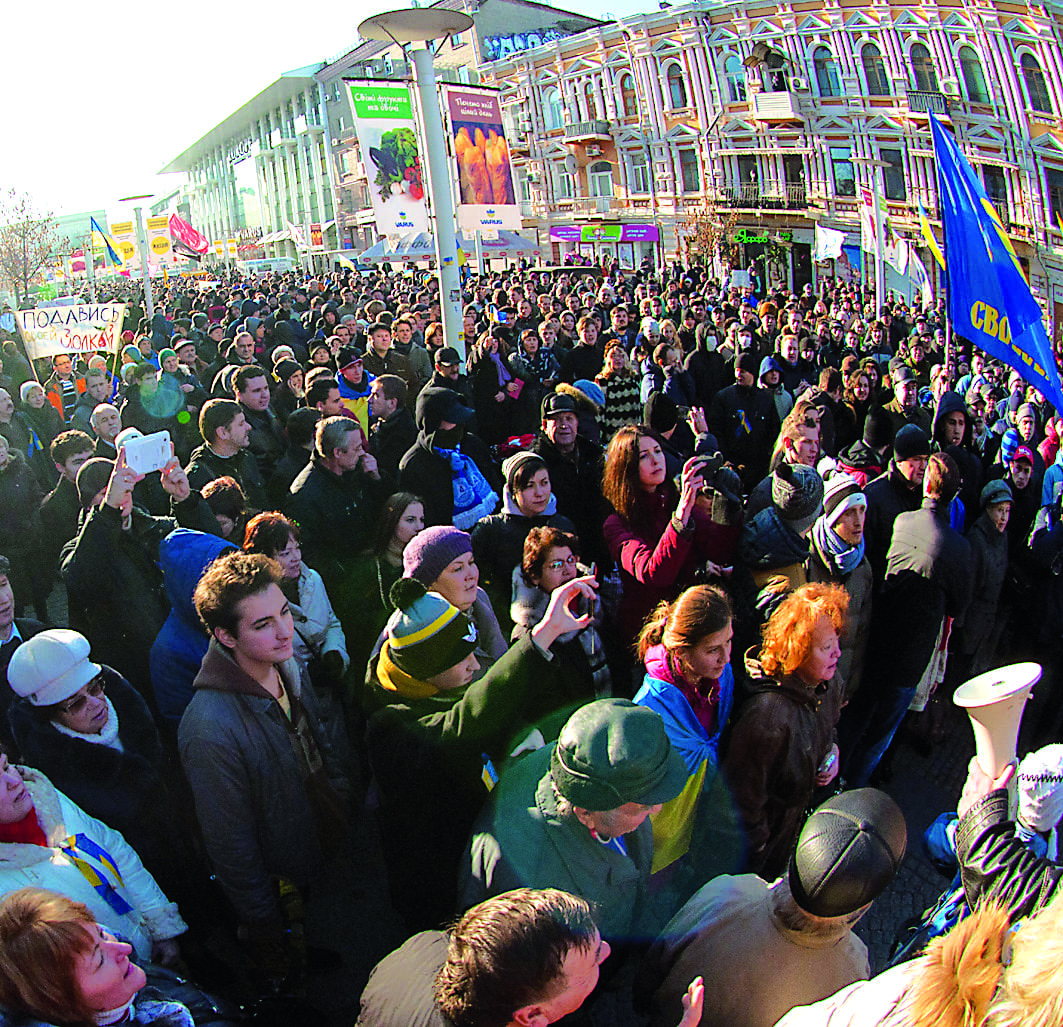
[58,676,105,716]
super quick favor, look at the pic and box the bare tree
[0,190,60,306]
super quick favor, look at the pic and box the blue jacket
[149,530,236,722]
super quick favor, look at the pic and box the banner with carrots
[443,87,520,233]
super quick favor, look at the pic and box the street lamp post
[853,158,889,311]
[359,7,474,357]
[120,194,155,320]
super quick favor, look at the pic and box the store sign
[733,229,793,244]
[228,137,253,165]
[549,224,659,243]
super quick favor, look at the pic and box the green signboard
[580,224,624,243]
[733,228,793,245]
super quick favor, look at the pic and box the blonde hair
[759,582,848,679]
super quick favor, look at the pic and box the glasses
[544,555,578,572]
[58,676,105,716]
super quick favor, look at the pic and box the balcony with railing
[719,184,808,210]
[906,91,950,117]
[563,120,611,143]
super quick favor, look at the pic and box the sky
[3,0,648,226]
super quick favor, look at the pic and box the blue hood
[160,529,237,628]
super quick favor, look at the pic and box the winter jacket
[185,443,267,511]
[684,340,727,411]
[336,372,373,437]
[149,530,237,722]
[722,653,843,879]
[471,491,574,634]
[0,991,196,1027]
[369,407,417,488]
[354,930,450,1027]
[398,389,501,529]
[365,632,562,931]
[43,372,86,421]
[289,563,349,674]
[0,768,186,958]
[462,742,659,942]
[739,507,810,590]
[285,456,386,585]
[239,403,286,481]
[835,439,884,489]
[1042,445,1063,508]
[178,641,349,930]
[39,475,81,572]
[604,488,736,646]
[706,383,779,488]
[529,433,606,568]
[862,461,923,584]
[932,391,982,529]
[952,512,1007,658]
[806,544,873,700]
[9,670,186,896]
[597,373,642,441]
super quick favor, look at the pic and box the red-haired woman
[602,426,738,655]
[722,582,849,878]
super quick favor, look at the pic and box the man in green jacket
[461,698,687,945]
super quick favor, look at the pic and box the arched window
[813,46,842,97]
[959,47,990,104]
[910,42,938,92]
[724,55,747,102]
[619,73,638,118]
[588,160,614,197]
[861,43,890,95]
[584,82,598,120]
[667,64,689,108]
[543,87,563,130]
[1022,53,1053,113]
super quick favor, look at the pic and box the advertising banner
[346,80,428,237]
[17,303,126,360]
[310,223,323,250]
[214,241,224,258]
[549,224,659,243]
[444,86,519,232]
[110,221,137,263]
[146,215,173,265]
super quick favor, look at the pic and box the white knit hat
[1017,744,1063,833]
[823,471,867,529]
[7,629,101,707]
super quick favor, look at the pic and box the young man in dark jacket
[706,352,779,491]
[369,375,417,488]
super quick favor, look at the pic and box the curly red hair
[759,582,849,679]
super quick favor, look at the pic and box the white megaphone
[954,662,1041,778]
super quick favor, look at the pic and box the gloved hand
[321,650,345,681]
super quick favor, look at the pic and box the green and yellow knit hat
[385,578,479,680]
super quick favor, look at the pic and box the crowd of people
[0,257,1060,1026]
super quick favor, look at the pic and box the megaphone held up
[954,663,1041,778]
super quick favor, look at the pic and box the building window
[544,87,564,130]
[881,147,906,201]
[983,165,1007,203]
[830,146,856,196]
[556,167,574,199]
[589,160,614,197]
[724,55,747,102]
[813,47,842,97]
[737,154,758,202]
[584,83,598,119]
[1022,53,1053,113]
[630,151,649,193]
[959,47,990,104]
[667,64,689,108]
[1046,168,1063,224]
[451,32,463,47]
[619,74,638,117]
[910,42,938,92]
[679,149,700,192]
[861,43,890,96]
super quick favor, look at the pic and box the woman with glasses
[6,629,197,946]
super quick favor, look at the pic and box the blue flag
[930,113,1063,413]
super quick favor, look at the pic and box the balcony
[752,91,802,123]
[906,91,950,117]
[719,184,808,210]
[563,120,611,143]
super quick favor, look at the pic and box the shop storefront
[548,223,660,268]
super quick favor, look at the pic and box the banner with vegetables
[443,86,520,233]
[346,80,428,237]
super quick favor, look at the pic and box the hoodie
[149,530,237,722]
[932,391,982,528]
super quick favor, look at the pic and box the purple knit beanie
[403,526,474,586]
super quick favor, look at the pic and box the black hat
[644,392,678,434]
[275,359,301,383]
[337,345,364,369]
[436,347,461,366]
[893,424,931,462]
[76,458,114,509]
[789,788,906,917]
[862,406,893,451]
[771,463,824,534]
[542,392,579,420]
[736,352,759,376]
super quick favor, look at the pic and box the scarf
[489,351,512,389]
[96,1000,135,1025]
[812,515,865,577]
[376,640,438,699]
[438,446,499,529]
[0,809,47,846]
[52,697,123,750]
[524,349,555,380]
